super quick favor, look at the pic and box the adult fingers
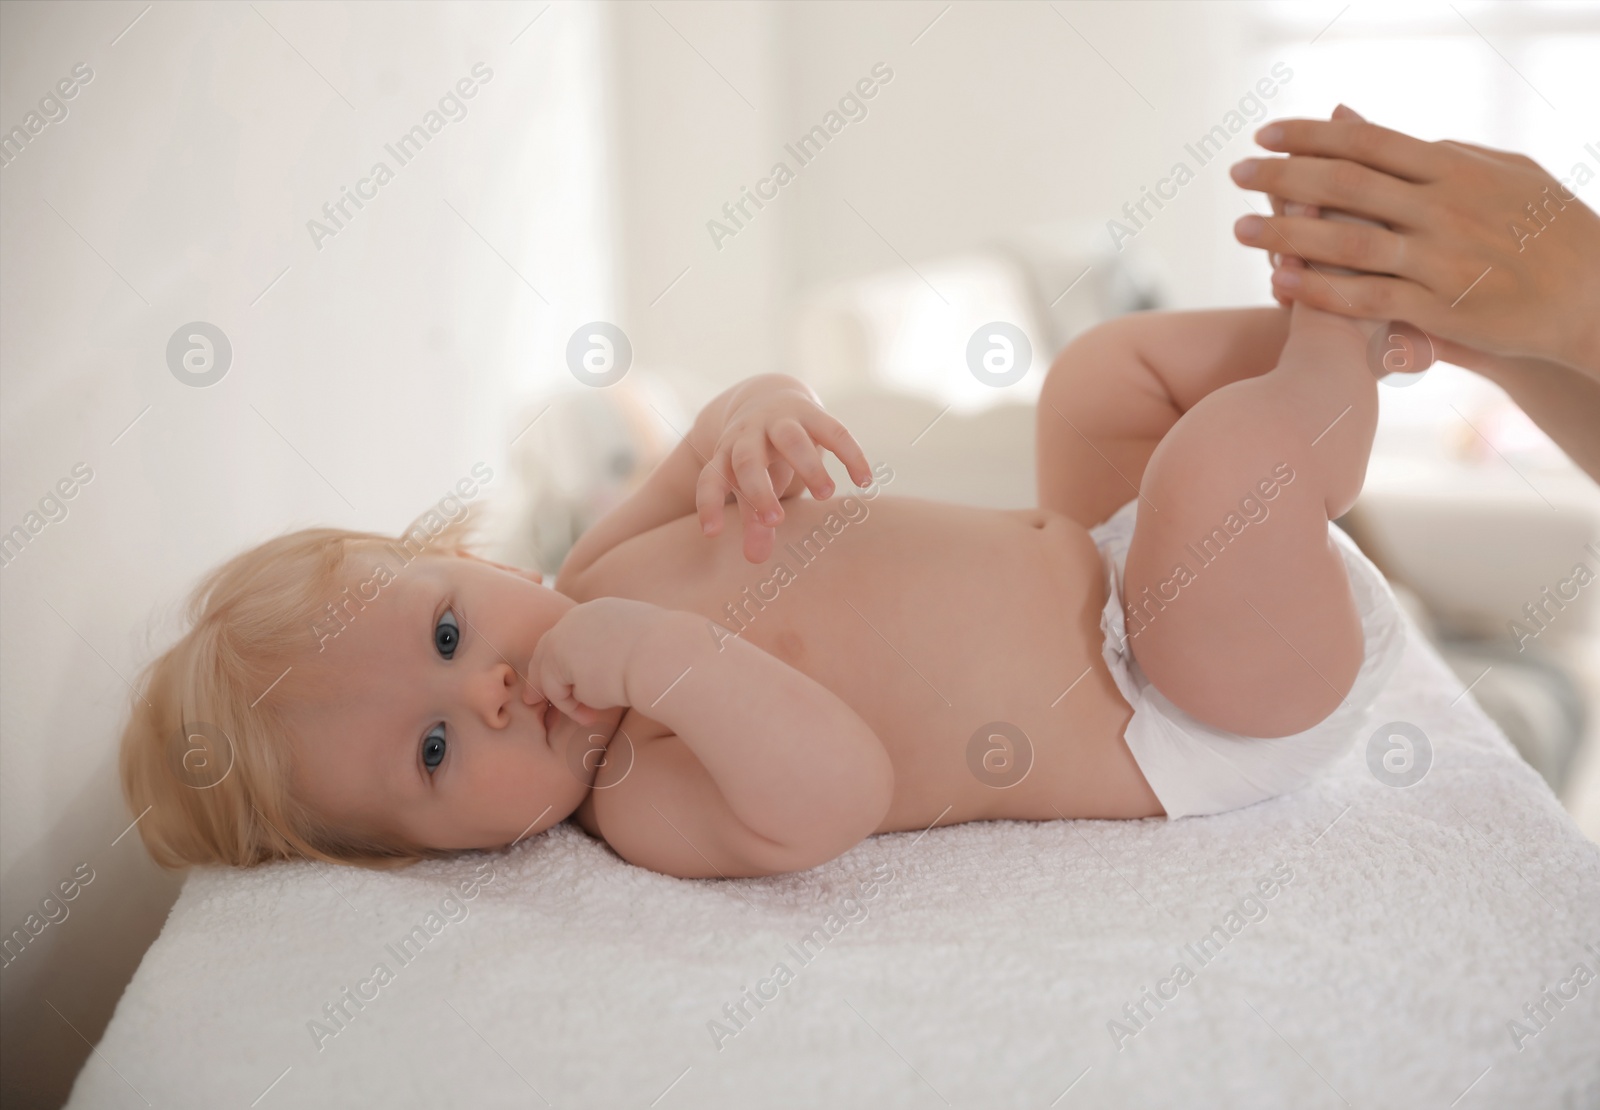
[1260,106,1342,283]
[1235,212,1422,282]
[1231,154,1427,229]
[1269,266,1435,327]
[1253,115,1442,183]
[769,418,835,498]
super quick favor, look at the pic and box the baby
[121,291,1411,878]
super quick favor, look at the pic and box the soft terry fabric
[70,608,1599,1109]
[1091,496,1407,818]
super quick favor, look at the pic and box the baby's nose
[500,661,535,705]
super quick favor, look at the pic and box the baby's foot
[1275,201,1434,379]
[1286,201,1386,277]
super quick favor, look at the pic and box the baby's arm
[557,373,871,586]
[528,598,894,878]
[553,378,745,590]
[1038,307,1293,529]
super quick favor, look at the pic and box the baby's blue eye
[434,609,459,658]
[422,725,446,772]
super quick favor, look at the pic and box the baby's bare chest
[568,495,1134,825]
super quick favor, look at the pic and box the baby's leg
[1121,300,1383,738]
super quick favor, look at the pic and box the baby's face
[285,550,603,852]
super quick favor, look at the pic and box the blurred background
[2,1,1597,1104]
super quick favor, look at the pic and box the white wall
[0,2,611,1103]
[607,1,1270,402]
[611,1,1600,401]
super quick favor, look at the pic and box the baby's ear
[459,550,543,584]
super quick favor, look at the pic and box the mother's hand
[1229,105,1600,378]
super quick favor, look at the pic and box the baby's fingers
[805,413,874,489]
[548,682,592,722]
[730,436,783,525]
[526,666,560,713]
[739,493,777,563]
[769,418,835,499]
[526,646,576,717]
[695,455,735,536]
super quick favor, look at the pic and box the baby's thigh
[1120,379,1364,739]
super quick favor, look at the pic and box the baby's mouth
[543,700,558,737]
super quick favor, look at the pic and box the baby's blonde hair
[120,507,489,871]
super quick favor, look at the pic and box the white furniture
[69,607,1600,1108]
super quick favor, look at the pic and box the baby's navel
[774,629,806,664]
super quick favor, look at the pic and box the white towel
[69,606,1600,1109]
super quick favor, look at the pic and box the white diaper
[1090,498,1407,819]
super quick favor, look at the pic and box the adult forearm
[624,610,894,854]
[1559,316,1600,385]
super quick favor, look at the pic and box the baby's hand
[696,376,873,563]
[524,598,664,725]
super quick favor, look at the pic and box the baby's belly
[568,495,1162,827]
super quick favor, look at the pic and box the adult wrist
[1476,353,1583,411]
[1557,298,1600,382]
